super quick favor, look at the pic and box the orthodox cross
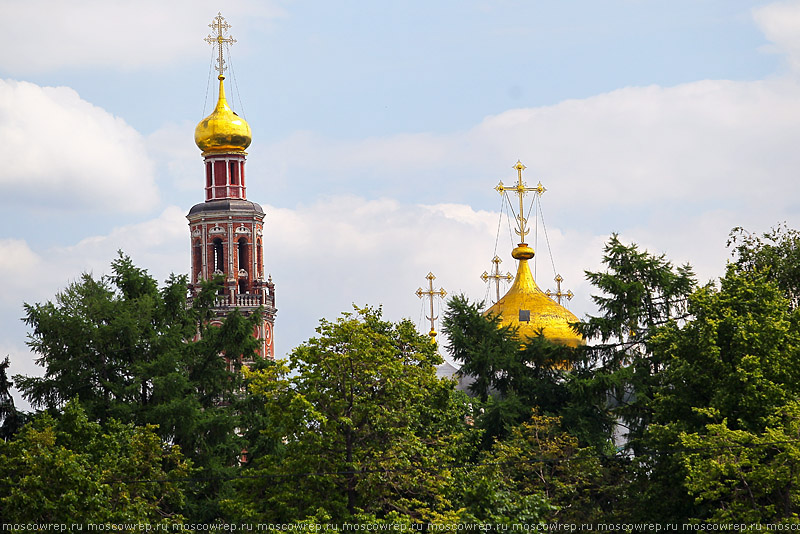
[495,160,546,244]
[546,274,574,305]
[416,272,447,341]
[481,255,513,302]
[205,13,236,77]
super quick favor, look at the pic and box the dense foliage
[5,225,800,524]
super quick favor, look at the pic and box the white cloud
[250,77,800,234]
[0,240,40,299]
[259,195,595,358]
[0,79,158,212]
[147,121,200,193]
[0,1,284,74]
[55,206,188,278]
[754,0,800,73]
[4,199,540,363]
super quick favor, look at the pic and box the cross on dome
[481,255,513,303]
[205,13,237,78]
[546,274,574,305]
[495,160,546,245]
[416,272,447,342]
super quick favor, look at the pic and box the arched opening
[213,238,224,273]
[193,239,202,282]
[230,161,238,185]
[256,238,263,278]
[238,237,248,274]
[238,238,249,295]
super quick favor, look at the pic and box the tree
[450,410,609,524]
[16,254,197,424]
[226,306,475,524]
[14,254,263,521]
[652,267,800,435]
[0,399,190,523]
[578,234,696,449]
[443,295,612,451]
[626,265,800,522]
[443,295,521,404]
[0,356,25,440]
[728,223,800,310]
[680,402,800,523]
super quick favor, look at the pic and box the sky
[2,0,800,406]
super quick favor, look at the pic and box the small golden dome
[485,248,583,348]
[195,76,251,154]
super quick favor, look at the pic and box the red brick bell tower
[186,13,276,359]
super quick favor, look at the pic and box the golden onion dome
[485,245,583,348]
[195,75,252,154]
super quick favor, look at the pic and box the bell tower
[187,13,276,359]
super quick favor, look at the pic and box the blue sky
[2,0,800,404]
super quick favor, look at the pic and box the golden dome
[195,75,252,154]
[485,245,583,348]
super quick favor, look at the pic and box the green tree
[442,295,612,451]
[652,267,800,434]
[458,410,605,523]
[0,356,25,440]
[0,399,190,523]
[227,306,475,524]
[679,402,800,523]
[728,223,800,309]
[14,254,263,521]
[578,234,696,451]
[555,234,695,521]
[17,254,197,424]
[631,266,800,521]
[443,295,521,404]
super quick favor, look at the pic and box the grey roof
[187,199,265,216]
[436,358,475,393]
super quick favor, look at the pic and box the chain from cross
[416,272,447,340]
[481,255,513,302]
[205,12,237,77]
[495,160,546,244]
[546,274,574,305]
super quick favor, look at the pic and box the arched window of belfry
[256,238,263,278]
[213,238,224,273]
[193,240,202,280]
[238,237,248,273]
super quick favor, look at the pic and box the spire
[416,272,447,342]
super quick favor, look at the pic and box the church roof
[194,75,252,155]
[484,161,583,348]
[187,199,264,216]
[485,244,583,348]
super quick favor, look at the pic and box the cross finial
[480,255,513,303]
[495,160,546,244]
[546,274,574,305]
[205,12,237,78]
[416,272,447,342]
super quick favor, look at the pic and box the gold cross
[205,13,237,77]
[546,274,574,305]
[481,255,513,303]
[495,160,546,244]
[416,272,447,341]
